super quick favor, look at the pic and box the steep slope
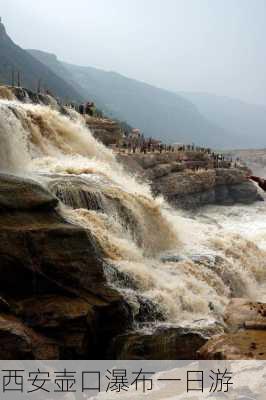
[0,21,83,101]
[64,63,229,147]
[27,49,88,100]
[29,49,228,147]
[181,92,266,149]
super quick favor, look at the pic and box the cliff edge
[117,153,262,208]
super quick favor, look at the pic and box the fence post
[37,79,41,93]
[11,69,15,87]
[17,71,21,87]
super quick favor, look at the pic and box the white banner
[0,360,265,399]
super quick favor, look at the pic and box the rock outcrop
[198,299,266,359]
[0,85,64,110]
[110,323,224,360]
[118,153,263,208]
[85,116,123,146]
[0,173,132,359]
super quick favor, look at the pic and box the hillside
[0,21,83,101]
[181,92,266,149]
[29,49,228,148]
[27,49,88,100]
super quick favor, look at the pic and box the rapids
[0,96,265,326]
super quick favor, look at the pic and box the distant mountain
[181,92,266,149]
[6,18,264,149]
[27,49,88,100]
[0,21,83,101]
[29,49,228,147]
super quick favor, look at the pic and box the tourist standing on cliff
[79,104,84,114]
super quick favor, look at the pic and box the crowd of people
[120,129,211,154]
[118,129,235,169]
[66,101,236,170]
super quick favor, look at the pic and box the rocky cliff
[199,298,266,360]
[118,153,262,208]
[0,21,83,101]
[85,115,123,146]
[0,86,264,361]
[0,174,132,359]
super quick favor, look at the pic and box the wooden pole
[11,69,15,87]
[37,79,41,93]
[17,71,21,87]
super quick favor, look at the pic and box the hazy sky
[2,0,266,105]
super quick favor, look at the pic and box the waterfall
[0,98,265,325]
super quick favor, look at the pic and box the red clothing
[249,176,266,191]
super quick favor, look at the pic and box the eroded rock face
[118,154,262,209]
[0,314,59,359]
[198,330,266,360]
[198,299,266,360]
[85,116,123,146]
[0,174,58,210]
[0,173,132,359]
[2,86,63,110]
[110,323,223,360]
[224,298,266,331]
[154,169,262,208]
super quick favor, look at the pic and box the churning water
[0,96,265,326]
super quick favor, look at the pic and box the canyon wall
[118,153,262,209]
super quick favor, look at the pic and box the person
[79,104,84,114]
[147,138,152,153]
[248,175,266,191]
[85,101,96,116]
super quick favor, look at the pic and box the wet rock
[0,173,133,359]
[153,170,216,199]
[5,86,62,110]
[215,185,233,205]
[105,264,139,290]
[48,175,106,211]
[134,296,166,323]
[0,174,58,210]
[154,169,262,209]
[0,296,10,313]
[244,321,266,330]
[224,299,266,331]
[17,295,95,330]
[0,314,59,359]
[199,299,266,359]
[15,295,97,358]
[190,254,217,266]
[198,330,266,360]
[85,116,123,146]
[161,255,185,263]
[171,190,216,209]
[111,324,222,360]
[0,212,105,297]
[228,181,263,204]
[118,154,262,209]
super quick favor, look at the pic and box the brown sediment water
[0,86,15,101]
[0,98,265,324]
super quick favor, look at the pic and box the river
[0,95,265,329]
